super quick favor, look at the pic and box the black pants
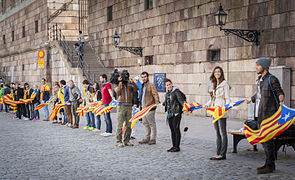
[16,104,25,119]
[71,101,80,126]
[24,104,30,118]
[214,118,228,157]
[168,114,182,148]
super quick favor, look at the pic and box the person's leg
[42,101,49,120]
[116,106,124,143]
[123,106,132,144]
[168,117,176,147]
[63,109,68,123]
[174,114,182,148]
[0,103,3,111]
[262,140,276,169]
[147,110,157,141]
[219,118,228,157]
[90,112,96,128]
[142,115,151,141]
[30,104,34,120]
[4,103,8,112]
[16,104,21,119]
[65,105,72,125]
[95,115,101,130]
[85,112,91,127]
[73,102,80,126]
[214,121,221,156]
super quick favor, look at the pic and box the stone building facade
[87,0,295,119]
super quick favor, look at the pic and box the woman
[163,78,185,152]
[93,82,102,133]
[32,85,41,120]
[53,82,62,124]
[206,66,230,160]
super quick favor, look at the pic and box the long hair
[210,66,225,90]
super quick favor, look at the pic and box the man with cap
[246,57,285,174]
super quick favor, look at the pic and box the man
[0,83,4,112]
[68,80,82,128]
[15,83,25,120]
[40,78,50,121]
[77,30,85,54]
[115,73,138,147]
[139,72,160,145]
[82,80,96,130]
[3,84,11,112]
[100,74,115,137]
[74,43,83,67]
[24,83,34,120]
[246,57,284,174]
[60,80,70,126]
[131,76,141,139]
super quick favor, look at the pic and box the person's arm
[107,85,115,99]
[115,82,123,96]
[270,76,285,105]
[224,83,230,105]
[176,90,185,107]
[151,83,160,103]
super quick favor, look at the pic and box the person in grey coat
[68,80,82,128]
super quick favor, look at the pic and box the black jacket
[163,87,185,116]
[32,90,41,104]
[15,87,24,101]
[3,87,10,95]
[251,72,284,124]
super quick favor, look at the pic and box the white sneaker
[23,117,30,120]
[104,133,113,137]
[100,132,107,136]
[93,129,101,133]
[67,123,72,127]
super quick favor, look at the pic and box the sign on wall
[154,73,166,92]
[37,50,45,69]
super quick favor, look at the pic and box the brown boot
[148,139,156,145]
[71,125,79,129]
[257,166,274,174]
[43,119,49,121]
[138,139,150,144]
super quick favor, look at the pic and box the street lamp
[214,4,260,45]
[112,30,143,57]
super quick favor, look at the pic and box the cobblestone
[0,111,294,179]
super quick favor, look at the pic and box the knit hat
[256,57,271,70]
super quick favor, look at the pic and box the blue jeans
[34,102,40,119]
[0,103,3,111]
[63,110,68,123]
[42,100,49,120]
[103,103,112,133]
[95,114,101,130]
[85,112,95,128]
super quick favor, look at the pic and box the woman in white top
[206,66,230,160]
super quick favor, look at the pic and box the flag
[129,103,160,129]
[182,102,203,113]
[122,107,140,135]
[207,99,246,123]
[244,105,295,145]
[95,100,117,116]
[49,104,69,120]
[0,94,13,104]
[34,97,55,110]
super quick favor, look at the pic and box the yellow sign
[38,50,45,58]
[38,58,44,68]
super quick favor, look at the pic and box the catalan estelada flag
[34,97,55,110]
[129,103,160,129]
[49,104,69,120]
[4,91,38,105]
[244,105,295,145]
[182,102,202,113]
[207,100,246,123]
[95,100,118,116]
[0,94,13,104]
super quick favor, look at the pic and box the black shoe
[257,165,266,170]
[257,166,274,174]
[170,147,180,152]
[130,136,136,140]
[210,156,226,160]
[167,147,175,152]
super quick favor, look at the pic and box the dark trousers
[16,104,25,119]
[65,105,72,124]
[168,114,182,148]
[213,118,228,157]
[71,101,80,126]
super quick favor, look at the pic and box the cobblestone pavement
[0,111,294,180]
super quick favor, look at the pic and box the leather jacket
[163,86,185,116]
[140,81,160,109]
[251,72,284,124]
[116,81,138,104]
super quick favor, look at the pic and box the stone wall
[87,0,295,119]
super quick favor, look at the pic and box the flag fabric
[76,102,99,116]
[182,102,202,113]
[4,91,38,105]
[244,105,295,145]
[95,100,117,116]
[206,100,246,123]
[34,97,55,110]
[49,104,69,120]
[129,103,161,129]
[0,94,13,104]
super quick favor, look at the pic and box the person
[163,78,186,152]
[205,66,230,160]
[24,83,34,120]
[115,73,139,147]
[93,82,102,133]
[15,83,25,120]
[68,80,82,128]
[100,74,115,137]
[32,85,41,120]
[74,43,83,66]
[0,83,4,112]
[60,80,70,126]
[82,80,96,130]
[138,72,160,145]
[77,30,85,54]
[246,58,284,174]
[40,78,50,121]
[3,84,11,112]
[53,82,62,124]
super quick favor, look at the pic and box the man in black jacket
[247,57,285,174]
[15,83,25,119]
[24,83,34,120]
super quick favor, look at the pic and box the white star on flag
[282,113,290,122]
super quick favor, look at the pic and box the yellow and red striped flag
[0,94,13,104]
[49,104,69,120]
[182,102,202,113]
[244,105,295,145]
[206,100,246,123]
[34,97,55,110]
[129,103,160,129]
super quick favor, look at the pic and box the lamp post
[112,31,143,57]
[214,4,260,45]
